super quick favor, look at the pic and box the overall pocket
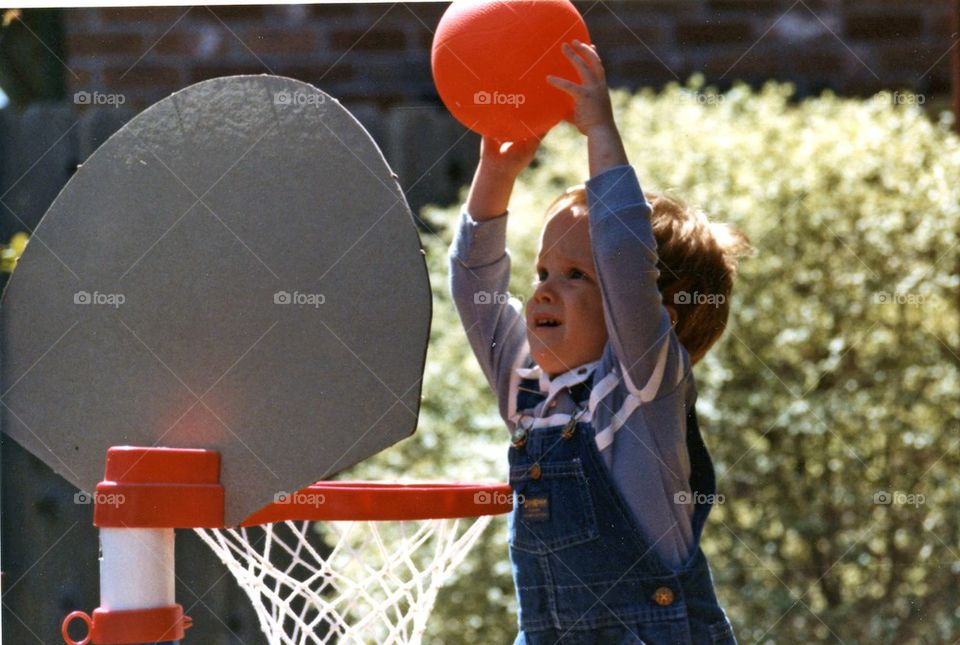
[508,459,599,554]
[708,617,737,644]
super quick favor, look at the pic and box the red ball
[431,0,591,142]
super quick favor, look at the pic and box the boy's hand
[479,136,541,180]
[466,136,541,221]
[547,40,628,175]
[547,40,615,137]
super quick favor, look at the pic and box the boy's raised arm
[549,41,684,396]
[449,137,539,423]
[587,165,679,395]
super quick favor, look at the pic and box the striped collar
[516,359,601,410]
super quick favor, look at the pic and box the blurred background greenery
[342,78,960,644]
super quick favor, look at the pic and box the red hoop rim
[240,481,515,526]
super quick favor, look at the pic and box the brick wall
[61,1,957,115]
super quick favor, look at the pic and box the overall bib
[508,374,737,645]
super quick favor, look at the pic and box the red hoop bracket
[94,447,224,528]
[242,481,515,525]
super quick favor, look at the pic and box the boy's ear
[664,304,678,327]
[661,281,689,327]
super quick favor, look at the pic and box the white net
[195,515,493,644]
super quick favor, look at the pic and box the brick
[613,58,685,88]
[880,44,951,75]
[239,28,319,55]
[188,64,270,86]
[278,63,354,85]
[579,0,679,11]
[406,5,446,51]
[400,2,447,29]
[66,67,96,90]
[587,21,666,50]
[332,28,406,52]
[699,50,783,81]
[338,91,405,111]
[98,7,184,23]
[791,51,846,76]
[844,13,925,40]
[419,29,438,51]
[841,77,892,97]
[927,7,960,39]
[66,32,143,57]
[161,28,231,59]
[195,6,267,22]
[103,64,181,89]
[62,8,100,29]
[842,0,945,9]
[153,31,202,56]
[676,20,755,45]
[310,3,394,21]
[920,66,951,95]
[706,0,799,9]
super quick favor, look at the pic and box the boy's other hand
[546,40,616,137]
[547,40,628,175]
[480,136,541,180]
[466,136,541,221]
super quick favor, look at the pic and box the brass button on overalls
[529,463,542,480]
[653,586,674,606]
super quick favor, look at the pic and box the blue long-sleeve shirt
[449,165,697,568]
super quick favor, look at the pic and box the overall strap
[567,374,594,408]
[685,405,716,545]
[515,358,546,414]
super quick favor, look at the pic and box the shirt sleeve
[448,208,529,424]
[586,165,689,399]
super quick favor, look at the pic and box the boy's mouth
[533,316,562,328]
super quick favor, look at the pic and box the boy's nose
[532,283,555,303]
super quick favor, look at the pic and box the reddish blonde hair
[545,186,754,364]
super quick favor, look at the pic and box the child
[449,41,752,644]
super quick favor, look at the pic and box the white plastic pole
[100,528,176,611]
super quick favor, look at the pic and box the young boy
[449,41,751,644]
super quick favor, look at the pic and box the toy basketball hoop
[61,447,513,644]
[1,74,480,644]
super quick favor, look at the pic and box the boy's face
[526,206,608,377]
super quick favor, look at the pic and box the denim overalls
[508,372,737,644]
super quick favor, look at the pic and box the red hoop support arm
[63,446,513,644]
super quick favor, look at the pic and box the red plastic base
[62,605,191,644]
